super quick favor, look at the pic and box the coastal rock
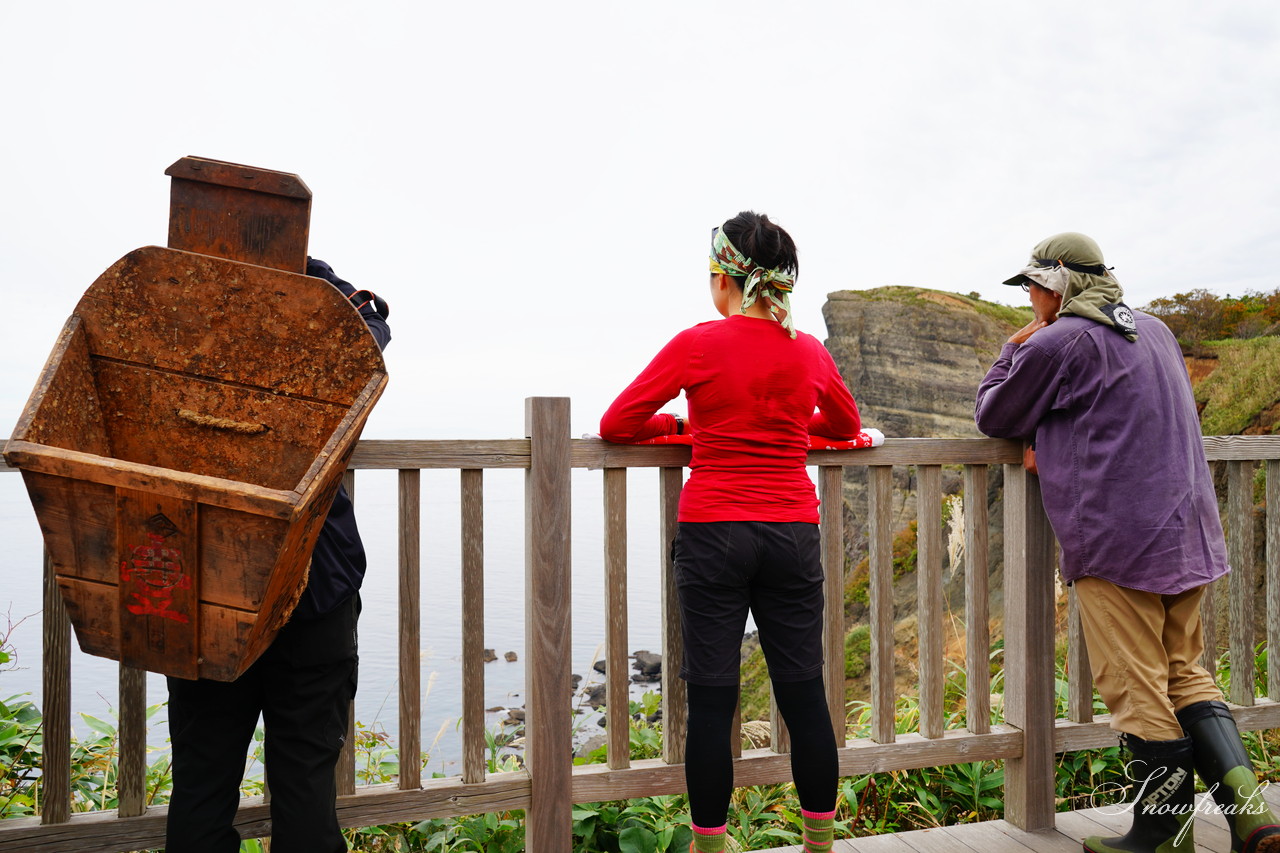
[632,650,662,680]
[822,287,1021,440]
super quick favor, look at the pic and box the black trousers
[165,596,359,853]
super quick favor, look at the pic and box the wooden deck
[752,785,1280,852]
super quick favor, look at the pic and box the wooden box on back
[3,159,387,681]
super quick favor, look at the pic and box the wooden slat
[1227,460,1255,705]
[1203,435,1280,461]
[819,466,847,738]
[1269,460,1280,701]
[1066,585,1093,722]
[1201,578,1219,674]
[769,690,791,754]
[336,468,357,796]
[867,465,895,744]
[460,469,485,783]
[458,468,481,778]
[659,466,686,765]
[524,397,573,853]
[602,467,631,769]
[42,547,72,825]
[917,465,943,739]
[962,465,991,734]
[399,469,422,789]
[351,439,532,470]
[1001,465,1057,831]
[116,664,146,818]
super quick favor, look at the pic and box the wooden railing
[3,398,1279,853]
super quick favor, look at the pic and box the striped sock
[801,808,836,852]
[690,822,727,852]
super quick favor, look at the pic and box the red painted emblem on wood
[121,531,192,623]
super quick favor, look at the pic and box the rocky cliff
[822,286,1030,439]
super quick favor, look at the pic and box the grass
[1194,336,1280,435]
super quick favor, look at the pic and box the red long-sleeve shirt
[600,315,860,523]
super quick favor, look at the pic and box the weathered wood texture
[659,466,687,764]
[399,469,422,790]
[962,465,991,735]
[1065,587,1093,723]
[868,466,896,744]
[1227,460,1256,705]
[166,156,311,274]
[603,467,631,769]
[5,247,387,681]
[820,466,847,734]
[1002,465,1057,831]
[917,465,944,739]
[1270,460,1280,701]
[460,469,486,785]
[524,398,572,852]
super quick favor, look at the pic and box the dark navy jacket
[291,258,391,619]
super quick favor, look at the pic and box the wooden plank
[770,690,791,754]
[116,664,147,818]
[399,469,422,790]
[917,465,943,739]
[1270,460,1280,701]
[352,439,532,470]
[962,465,991,735]
[1002,465,1057,831]
[42,548,72,825]
[602,467,631,769]
[6,442,298,519]
[659,466,686,765]
[524,397,573,853]
[1201,578,1219,674]
[10,434,1280,476]
[1203,435,1280,461]
[460,469,485,785]
[820,466,847,737]
[867,466,896,744]
[336,468,357,797]
[987,819,1084,853]
[1066,585,1093,722]
[166,155,311,274]
[1227,460,1256,705]
[115,489,200,678]
[574,437,1024,471]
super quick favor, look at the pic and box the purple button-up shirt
[975,311,1227,594]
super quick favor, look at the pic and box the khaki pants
[1074,576,1223,741]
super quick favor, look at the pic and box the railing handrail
[3,407,1279,853]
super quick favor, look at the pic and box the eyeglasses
[1020,282,1031,293]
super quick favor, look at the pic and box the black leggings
[685,676,838,827]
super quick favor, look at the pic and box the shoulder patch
[1100,302,1137,337]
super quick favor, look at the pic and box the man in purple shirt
[975,233,1279,853]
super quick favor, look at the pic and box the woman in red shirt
[600,211,860,853]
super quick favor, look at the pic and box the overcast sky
[3,1,1277,441]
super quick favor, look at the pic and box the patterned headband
[709,224,797,338]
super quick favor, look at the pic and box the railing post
[1002,464,1057,831]
[659,466,686,764]
[819,466,846,738]
[1227,460,1256,705]
[42,547,72,824]
[524,397,572,852]
[400,468,423,789]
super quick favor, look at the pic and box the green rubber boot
[1083,733,1196,853]
[1177,700,1280,853]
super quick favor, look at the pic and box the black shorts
[672,520,825,686]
